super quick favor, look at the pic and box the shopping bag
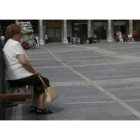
[45,85,57,102]
[38,75,58,102]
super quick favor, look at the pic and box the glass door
[47,27,61,42]
[94,21,107,39]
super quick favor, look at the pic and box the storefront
[114,20,129,36]
[46,20,61,42]
[133,20,140,36]
[72,20,87,37]
[93,20,107,39]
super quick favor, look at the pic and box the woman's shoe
[29,106,37,113]
[36,108,53,114]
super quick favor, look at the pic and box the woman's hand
[33,67,40,75]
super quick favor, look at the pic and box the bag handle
[38,75,48,93]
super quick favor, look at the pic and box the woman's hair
[5,24,21,39]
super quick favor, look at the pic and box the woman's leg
[38,92,45,109]
[32,93,39,107]
[36,76,49,109]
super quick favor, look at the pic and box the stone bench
[0,84,33,101]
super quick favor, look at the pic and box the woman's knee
[43,77,50,87]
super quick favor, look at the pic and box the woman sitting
[3,24,53,114]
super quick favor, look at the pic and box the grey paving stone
[30,59,63,67]
[62,56,124,66]
[39,67,84,82]
[73,64,140,80]
[108,47,140,54]
[79,103,138,120]
[27,53,54,60]
[53,51,102,59]
[55,85,113,103]
[105,86,140,100]
[126,102,140,113]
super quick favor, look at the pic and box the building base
[107,37,113,42]
[63,39,68,44]
[39,39,44,45]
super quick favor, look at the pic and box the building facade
[0,20,139,44]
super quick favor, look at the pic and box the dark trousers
[7,75,50,94]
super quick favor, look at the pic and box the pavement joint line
[65,99,140,105]
[105,46,140,50]
[51,77,140,86]
[36,65,66,69]
[27,49,89,54]
[57,54,120,60]
[35,61,137,69]
[47,48,140,119]
[26,52,50,54]
[95,77,140,85]
[28,54,116,61]
[65,101,117,104]
[29,59,56,61]
[52,81,92,86]
[128,52,140,55]
[45,49,91,53]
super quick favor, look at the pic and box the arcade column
[39,20,44,45]
[107,20,113,42]
[63,20,68,44]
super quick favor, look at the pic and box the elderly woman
[3,24,53,114]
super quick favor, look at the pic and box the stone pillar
[112,20,114,40]
[39,20,44,45]
[15,20,18,24]
[91,20,94,36]
[129,20,133,36]
[63,20,68,44]
[88,20,91,37]
[107,20,113,42]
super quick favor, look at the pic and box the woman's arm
[16,54,40,75]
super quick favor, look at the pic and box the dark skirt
[7,75,50,94]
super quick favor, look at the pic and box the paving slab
[30,59,63,67]
[73,63,140,80]
[39,67,84,82]
[27,53,54,60]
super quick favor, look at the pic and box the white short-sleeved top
[3,39,33,80]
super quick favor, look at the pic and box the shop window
[48,28,54,38]
[94,21,107,39]
[55,28,61,38]
[72,20,87,37]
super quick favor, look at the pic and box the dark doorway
[72,20,87,37]
[114,20,127,36]
[93,20,107,39]
[0,20,15,35]
[46,20,61,42]
[47,27,61,42]
[114,25,126,34]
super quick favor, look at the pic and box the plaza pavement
[5,41,140,120]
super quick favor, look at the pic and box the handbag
[38,75,58,102]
